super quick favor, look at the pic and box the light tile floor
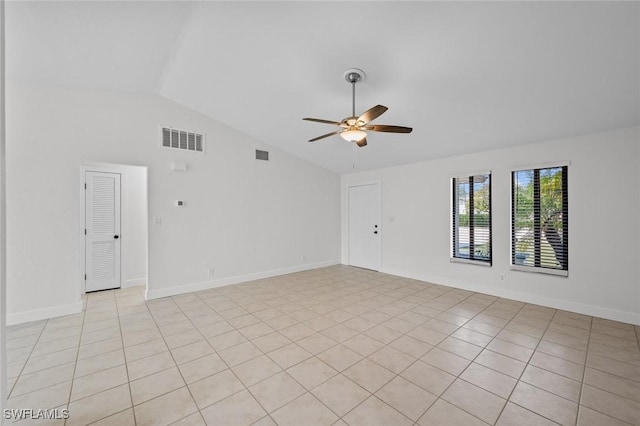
[6,265,640,425]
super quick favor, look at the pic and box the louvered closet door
[85,171,121,292]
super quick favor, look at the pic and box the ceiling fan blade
[308,130,341,142]
[366,124,413,133]
[358,105,388,124]
[303,117,342,126]
[356,137,368,147]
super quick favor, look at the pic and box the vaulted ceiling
[6,1,639,173]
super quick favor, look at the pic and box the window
[452,173,491,265]
[512,165,568,275]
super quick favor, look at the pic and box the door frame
[80,164,148,296]
[345,180,382,270]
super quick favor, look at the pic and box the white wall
[342,127,640,325]
[123,165,147,287]
[6,81,340,323]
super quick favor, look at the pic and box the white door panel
[85,171,121,292]
[348,184,381,271]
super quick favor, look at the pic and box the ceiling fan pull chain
[352,140,356,169]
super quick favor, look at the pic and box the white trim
[7,300,84,326]
[124,278,146,288]
[380,268,640,326]
[510,264,568,277]
[450,257,492,267]
[451,170,491,179]
[80,166,125,293]
[146,260,340,300]
[511,160,570,172]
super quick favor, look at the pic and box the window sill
[450,257,492,267]
[510,265,568,277]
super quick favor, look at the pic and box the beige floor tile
[227,313,261,329]
[67,384,131,426]
[521,364,582,402]
[122,327,162,347]
[279,323,318,342]
[344,316,378,333]
[375,376,436,421]
[271,392,338,426]
[343,334,385,357]
[80,326,121,346]
[421,347,471,376]
[70,364,128,401]
[451,328,493,347]
[200,390,266,425]
[197,320,234,338]
[74,349,125,378]
[170,411,206,426]
[171,340,215,365]
[127,351,176,381]
[580,384,640,425]
[418,398,488,426]
[486,338,533,362]
[178,353,227,384]
[584,366,640,402]
[238,322,274,339]
[530,351,584,381]
[188,368,245,409]
[264,315,298,331]
[124,338,168,363]
[89,408,135,426]
[496,329,540,349]
[442,379,506,424]
[463,319,502,337]
[251,332,292,353]
[22,348,78,375]
[268,343,313,369]
[475,349,526,378]
[296,333,337,355]
[587,352,640,382]
[437,336,483,360]
[321,324,360,343]
[286,357,338,390]
[407,326,449,346]
[576,406,632,426]
[401,360,455,396]
[311,374,370,417]
[249,371,306,412]
[343,358,395,393]
[316,344,362,372]
[460,363,517,398]
[78,337,122,360]
[389,335,433,358]
[208,330,248,351]
[536,340,586,364]
[11,362,75,397]
[218,341,262,367]
[7,381,71,411]
[343,395,413,426]
[232,355,282,387]
[368,346,416,374]
[510,381,578,426]
[133,387,198,426]
[496,402,558,426]
[130,367,185,405]
[588,342,640,366]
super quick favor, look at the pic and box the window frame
[451,171,492,266]
[510,162,569,277]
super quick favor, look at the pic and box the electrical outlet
[208,268,215,277]
[500,274,506,281]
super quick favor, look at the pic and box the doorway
[81,164,148,294]
[348,183,381,271]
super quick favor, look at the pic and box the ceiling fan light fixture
[340,129,367,142]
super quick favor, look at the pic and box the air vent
[255,150,269,161]
[162,127,204,152]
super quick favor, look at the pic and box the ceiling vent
[255,149,269,161]
[162,127,204,152]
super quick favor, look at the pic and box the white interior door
[348,183,381,271]
[85,171,121,292]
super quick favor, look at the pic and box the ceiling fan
[303,68,412,147]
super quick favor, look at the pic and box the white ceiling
[6,1,639,174]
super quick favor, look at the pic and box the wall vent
[162,127,204,152]
[255,150,269,161]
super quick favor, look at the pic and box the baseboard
[146,259,340,300]
[380,267,640,326]
[123,278,146,288]
[7,300,84,326]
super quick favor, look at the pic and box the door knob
[114,235,119,239]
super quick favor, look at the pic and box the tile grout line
[574,314,593,426]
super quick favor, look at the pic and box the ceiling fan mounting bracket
[344,68,366,84]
